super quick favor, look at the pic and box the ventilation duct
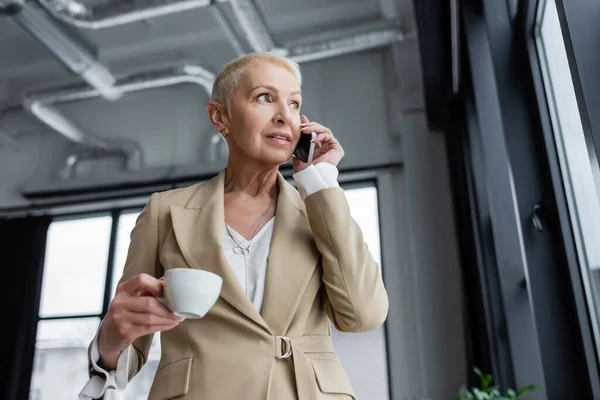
[285,22,409,63]
[210,4,246,56]
[36,0,213,29]
[7,0,120,100]
[32,0,406,63]
[24,64,216,178]
[36,0,279,53]
[227,0,275,52]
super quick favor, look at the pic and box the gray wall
[400,113,466,399]
[0,49,467,398]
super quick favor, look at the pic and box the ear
[205,101,230,133]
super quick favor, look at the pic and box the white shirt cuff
[79,328,130,400]
[292,163,340,200]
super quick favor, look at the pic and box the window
[110,212,142,299]
[30,215,112,399]
[30,318,101,400]
[536,0,600,357]
[333,184,389,400]
[29,210,151,400]
[39,216,112,318]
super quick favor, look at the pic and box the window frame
[452,0,600,396]
[524,0,600,398]
[522,0,600,394]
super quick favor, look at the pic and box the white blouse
[79,163,340,400]
[223,217,274,314]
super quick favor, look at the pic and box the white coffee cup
[162,268,223,319]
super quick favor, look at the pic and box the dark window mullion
[102,210,121,319]
[38,314,102,322]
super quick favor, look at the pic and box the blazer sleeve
[87,192,162,381]
[304,187,389,333]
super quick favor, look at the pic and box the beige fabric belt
[275,334,335,400]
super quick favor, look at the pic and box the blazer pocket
[148,358,192,400]
[311,358,356,400]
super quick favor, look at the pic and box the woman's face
[225,61,302,166]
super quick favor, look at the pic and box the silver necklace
[225,196,275,256]
[225,196,275,295]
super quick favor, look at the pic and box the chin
[259,152,292,166]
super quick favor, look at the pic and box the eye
[289,101,300,110]
[257,93,271,102]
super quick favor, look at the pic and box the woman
[79,52,388,400]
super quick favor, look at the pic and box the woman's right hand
[96,273,181,370]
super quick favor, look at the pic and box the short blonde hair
[211,52,302,108]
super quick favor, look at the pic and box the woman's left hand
[293,115,345,173]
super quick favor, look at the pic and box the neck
[224,158,279,199]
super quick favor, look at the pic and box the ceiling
[0,0,415,106]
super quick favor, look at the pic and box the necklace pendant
[233,246,249,256]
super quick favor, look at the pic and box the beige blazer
[106,169,388,400]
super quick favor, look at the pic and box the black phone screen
[293,132,314,163]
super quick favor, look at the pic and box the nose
[272,104,293,126]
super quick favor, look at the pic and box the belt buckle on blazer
[276,336,292,359]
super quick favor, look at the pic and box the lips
[266,132,291,142]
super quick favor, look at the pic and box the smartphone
[293,131,316,163]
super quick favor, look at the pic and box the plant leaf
[473,388,491,400]
[517,384,542,395]
[458,386,474,400]
[474,367,484,378]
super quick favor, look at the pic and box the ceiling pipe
[7,0,120,100]
[225,0,276,52]
[285,22,409,63]
[24,64,216,178]
[36,0,213,29]
[210,3,246,56]
[36,0,279,53]
[33,0,406,61]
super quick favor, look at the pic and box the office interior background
[0,0,599,399]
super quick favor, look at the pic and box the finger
[300,124,332,137]
[301,115,310,124]
[140,322,182,336]
[125,296,180,320]
[124,309,182,327]
[123,321,180,341]
[312,132,336,144]
[293,155,311,168]
[118,273,164,297]
[299,120,322,129]
[299,121,321,130]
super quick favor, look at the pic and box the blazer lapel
[169,170,270,332]
[260,173,321,334]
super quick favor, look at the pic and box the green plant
[457,368,542,400]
